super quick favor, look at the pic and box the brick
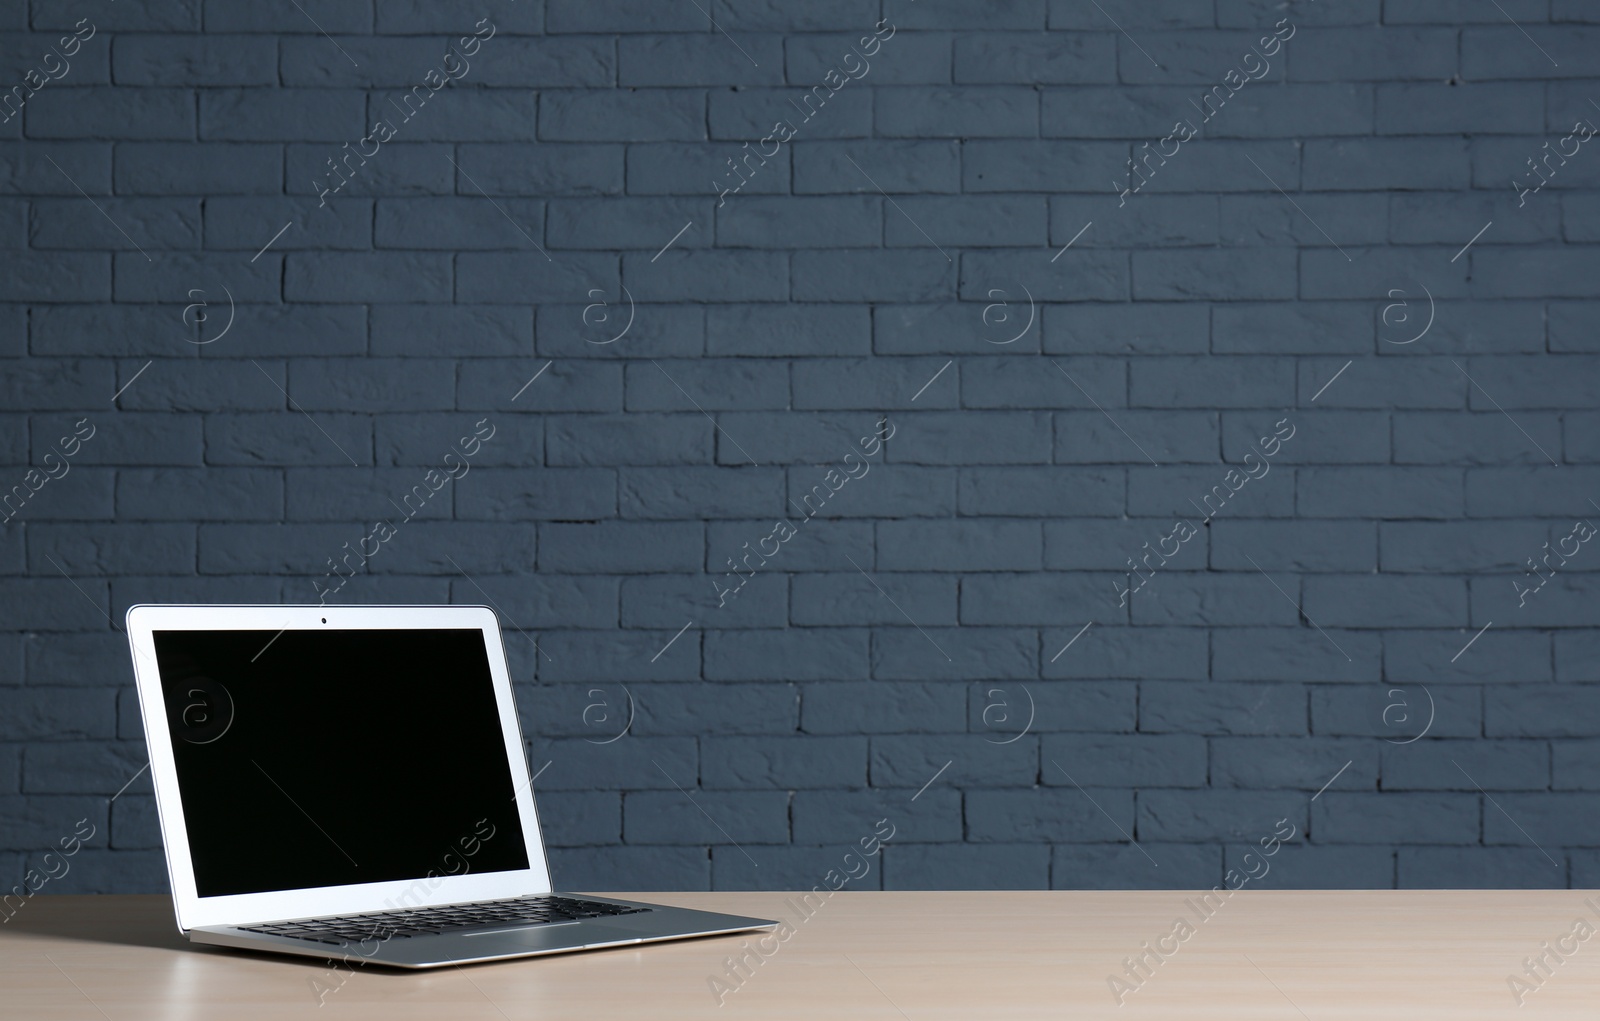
[1299,468,1463,519]
[1210,626,1377,683]
[717,195,880,248]
[20,742,146,794]
[1382,740,1549,791]
[711,87,871,141]
[794,140,959,194]
[1054,842,1220,890]
[879,520,1041,571]
[963,250,1128,303]
[968,787,1133,842]
[1221,193,1389,248]
[632,681,797,736]
[1055,195,1218,249]
[116,143,280,196]
[462,143,622,197]
[34,412,200,467]
[28,524,193,576]
[1303,138,1469,191]
[376,197,543,250]
[874,627,1036,681]
[1311,684,1480,740]
[0,688,116,737]
[198,88,364,142]
[23,633,129,689]
[1466,468,1600,517]
[1131,574,1302,627]
[547,845,707,892]
[546,0,704,33]
[710,844,883,891]
[625,250,787,303]
[286,252,452,303]
[1043,734,1206,788]
[708,304,869,356]
[1488,686,1600,738]
[884,843,1049,889]
[710,519,875,573]
[792,356,957,410]
[1210,519,1376,571]
[1138,790,1307,843]
[633,569,786,629]
[1043,518,1207,571]
[969,467,1122,517]
[540,522,700,574]
[0,252,107,302]
[959,571,1116,627]
[1131,355,1293,407]
[1393,192,1559,246]
[543,89,704,142]
[1045,303,1209,355]
[1399,847,1563,889]
[113,34,274,86]
[786,30,951,87]
[287,142,455,198]
[28,87,192,139]
[1140,682,1307,736]
[1482,794,1600,847]
[374,1,541,34]
[790,572,956,628]
[538,301,704,359]
[1293,27,1456,81]
[702,736,867,789]
[547,413,710,466]
[1304,575,1468,629]
[619,35,782,87]
[1395,411,1562,465]
[955,32,1114,84]
[705,628,871,684]
[0,795,109,851]
[887,411,1052,465]
[624,790,790,845]
[874,734,1038,789]
[1557,633,1600,683]
[206,197,369,252]
[31,198,198,251]
[619,466,781,520]
[537,791,621,848]
[801,681,962,732]
[1041,626,1206,682]
[877,86,1038,138]
[1051,0,1213,30]
[1212,738,1377,790]
[794,250,954,303]
[1377,82,1542,135]
[1554,740,1600,790]
[963,140,1127,193]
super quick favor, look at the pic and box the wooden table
[4,890,1597,1017]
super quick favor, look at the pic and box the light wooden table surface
[4,890,1597,1018]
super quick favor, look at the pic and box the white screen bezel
[125,603,552,933]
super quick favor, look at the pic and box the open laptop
[125,603,775,968]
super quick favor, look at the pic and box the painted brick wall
[2,0,1599,895]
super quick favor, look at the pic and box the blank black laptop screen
[152,628,530,899]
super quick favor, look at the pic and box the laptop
[125,603,776,968]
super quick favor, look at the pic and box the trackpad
[465,921,616,951]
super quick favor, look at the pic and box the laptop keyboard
[240,895,650,945]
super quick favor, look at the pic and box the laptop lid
[125,604,553,933]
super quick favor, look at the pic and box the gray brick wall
[1,0,1598,895]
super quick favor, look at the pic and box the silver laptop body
[125,603,774,969]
